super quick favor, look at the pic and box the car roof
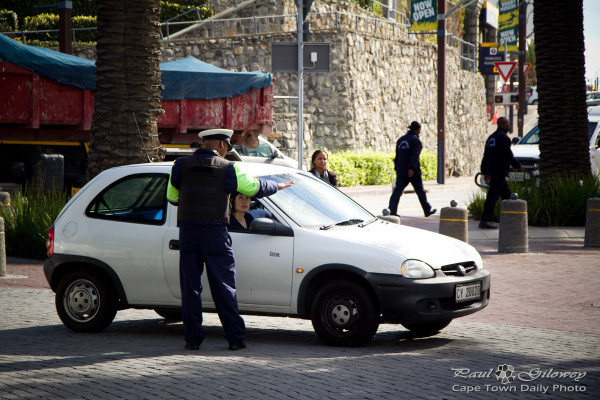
[588,106,600,118]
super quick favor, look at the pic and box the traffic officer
[479,117,524,229]
[387,121,436,218]
[166,129,293,351]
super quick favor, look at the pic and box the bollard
[0,217,5,278]
[378,215,401,224]
[0,192,8,278]
[498,198,528,253]
[584,196,600,247]
[439,201,468,242]
[380,208,400,224]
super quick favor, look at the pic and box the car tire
[154,307,182,321]
[402,320,451,337]
[56,270,118,333]
[532,99,538,105]
[310,280,379,347]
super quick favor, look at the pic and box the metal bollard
[498,197,528,253]
[439,200,468,242]
[0,192,9,278]
[584,195,600,248]
[380,208,400,224]
[0,217,5,278]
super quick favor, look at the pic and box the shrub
[23,13,96,43]
[468,174,600,226]
[0,187,69,259]
[327,149,437,187]
[0,9,18,32]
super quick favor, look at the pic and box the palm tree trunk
[534,0,590,180]
[87,0,164,181]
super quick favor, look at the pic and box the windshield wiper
[320,219,364,230]
[358,218,377,227]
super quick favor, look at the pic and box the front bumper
[367,269,491,324]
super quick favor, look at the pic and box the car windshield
[234,138,278,158]
[259,172,375,229]
[517,122,598,145]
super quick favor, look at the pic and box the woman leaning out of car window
[309,149,339,188]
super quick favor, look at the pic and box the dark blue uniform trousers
[388,173,432,216]
[481,175,512,223]
[179,224,245,347]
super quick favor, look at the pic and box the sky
[584,0,600,84]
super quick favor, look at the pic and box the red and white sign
[494,61,517,82]
[523,62,531,75]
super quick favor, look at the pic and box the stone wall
[82,0,488,176]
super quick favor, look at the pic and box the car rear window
[86,173,168,225]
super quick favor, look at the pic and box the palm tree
[87,0,164,181]
[534,0,590,180]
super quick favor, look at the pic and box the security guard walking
[479,117,524,229]
[387,121,436,218]
[167,129,293,350]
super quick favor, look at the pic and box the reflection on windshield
[259,173,374,229]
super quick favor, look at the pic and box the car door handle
[169,240,179,250]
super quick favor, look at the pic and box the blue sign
[478,46,505,75]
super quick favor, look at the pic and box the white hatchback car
[44,162,490,346]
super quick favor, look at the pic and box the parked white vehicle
[44,162,490,346]
[511,108,600,180]
[234,136,297,169]
[527,86,538,105]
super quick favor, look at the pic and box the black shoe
[389,213,400,217]
[425,208,437,217]
[479,221,498,229]
[184,344,200,350]
[228,342,247,351]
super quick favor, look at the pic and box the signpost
[479,43,505,75]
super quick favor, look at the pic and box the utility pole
[517,0,526,137]
[296,0,304,170]
[437,0,446,184]
[58,1,73,54]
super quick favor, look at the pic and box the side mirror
[249,218,294,237]
[511,137,520,145]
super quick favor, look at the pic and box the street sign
[494,92,519,105]
[494,61,517,82]
[478,45,505,75]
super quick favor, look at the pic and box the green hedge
[328,149,438,187]
[0,9,18,32]
[23,13,96,43]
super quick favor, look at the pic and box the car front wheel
[56,270,117,332]
[310,280,379,347]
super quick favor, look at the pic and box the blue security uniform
[167,148,278,348]
[480,126,522,224]
[388,129,434,216]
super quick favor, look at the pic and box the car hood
[301,220,482,270]
[512,144,540,159]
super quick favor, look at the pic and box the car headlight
[401,259,435,279]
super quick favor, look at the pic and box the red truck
[0,35,274,193]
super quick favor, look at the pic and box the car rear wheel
[56,270,117,332]
[402,320,451,337]
[310,280,379,347]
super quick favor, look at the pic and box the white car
[528,86,538,105]
[511,108,600,180]
[44,162,490,346]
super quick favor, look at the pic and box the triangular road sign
[523,62,531,74]
[494,61,517,82]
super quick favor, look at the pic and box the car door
[591,126,600,176]
[162,209,294,309]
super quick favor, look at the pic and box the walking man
[387,121,436,218]
[479,117,524,229]
[167,129,293,350]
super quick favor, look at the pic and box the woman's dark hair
[311,149,328,166]
[230,191,242,212]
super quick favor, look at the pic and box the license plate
[455,282,481,302]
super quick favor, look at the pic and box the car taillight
[46,225,54,258]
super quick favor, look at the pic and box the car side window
[86,173,168,225]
